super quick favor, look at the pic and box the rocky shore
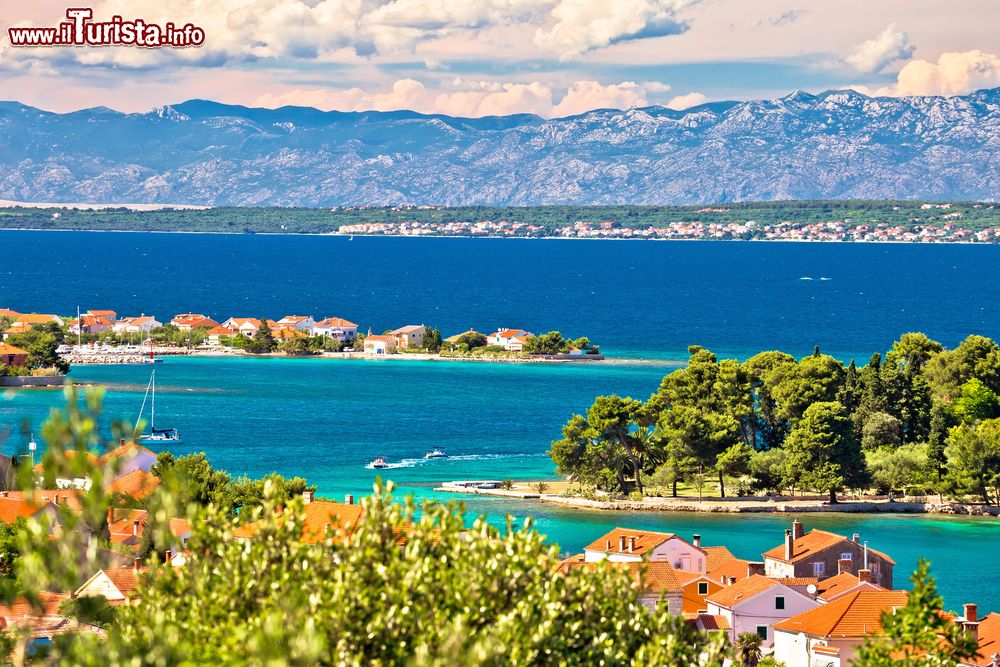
[61,354,155,365]
[436,484,1000,517]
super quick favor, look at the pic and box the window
[756,626,768,641]
[812,562,825,576]
[775,596,785,610]
[840,553,853,561]
[698,582,708,596]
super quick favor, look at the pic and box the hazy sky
[1,0,998,116]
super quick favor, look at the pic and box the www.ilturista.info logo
[7,8,205,48]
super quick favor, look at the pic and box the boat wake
[364,453,545,470]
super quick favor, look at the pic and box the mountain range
[1,88,998,206]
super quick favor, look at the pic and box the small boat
[369,456,389,469]
[424,449,448,459]
[135,370,181,444]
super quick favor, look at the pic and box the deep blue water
[3,231,999,359]
[3,232,1000,611]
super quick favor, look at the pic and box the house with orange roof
[87,309,117,323]
[105,468,161,499]
[221,317,262,336]
[276,315,317,332]
[3,321,34,337]
[14,313,64,327]
[33,450,98,490]
[68,314,112,335]
[705,575,820,647]
[0,342,29,366]
[557,555,684,613]
[772,589,910,667]
[0,493,60,532]
[763,520,894,588]
[99,441,158,482]
[815,570,885,603]
[487,328,533,352]
[961,609,1000,667]
[233,492,364,544]
[113,315,161,333]
[0,308,21,319]
[312,317,358,341]
[672,568,725,616]
[205,325,236,345]
[582,527,709,573]
[107,508,147,552]
[363,334,397,355]
[74,560,149,605]
[170,313,220,331]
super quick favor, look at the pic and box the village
[338,212,1000,243]
[0,437,995,666]
[0,307,602,369]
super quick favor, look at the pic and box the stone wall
[0,375,66,387]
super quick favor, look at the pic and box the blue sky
[0,0,998,115]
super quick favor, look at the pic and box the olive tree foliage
[7,388,730,666]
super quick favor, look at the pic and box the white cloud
[845,23,914,73]
[253,78,672,117]
[551,81,655,116]
[892,50,1000,96]
[533,0,698,60]
[666,91,707,110]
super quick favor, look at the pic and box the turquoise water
[2,356,999,613]
[3,232,1000,611]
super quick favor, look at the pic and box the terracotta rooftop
[763,528,896,565]
[557,558,683,593]
[97,441,155,466]
[0,496,49,523]
[105,468,161,499]
[233,500,365,544]
[316,317,358,328]
[0,592,67,618]
[816,572,885,601]
[773,590,908,638]
[0,343,28,355]
[96,566,148,599]
[696,613,730,631]
[584,527,682,556]
[968,613,1000,666]
[15,313,59,324]
[704,575,782,609]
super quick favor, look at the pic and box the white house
[582,528,709,574]
[312,317,358,341]
[487,328,533,351]
[75,562,148,605]
[704,575,820,648]
[363,335,397,355]
[221,318,262,337]
[772,590,910,667]
[113,315,161,333]
[275,315,316,332]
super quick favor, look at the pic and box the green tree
[6,325,69,374]
[860,412,902,451]
[523,331,569,355]
[923,334,1000,401]
[952,378,1000,424]
[944,418,1000,504]
[748,448,790,495]
[455,331,487,349]
[853,559,978,666]
[885,332,943,374]
[0,518,24,579]
[865,444,930,493]
[783,401,867,503]
[423,326,443,352]
[735,631,763,667]
[742,351,796,449]
[768,353,845,425]
[248,319,277,353]
[658,406,738,497]
[716,442,754,497]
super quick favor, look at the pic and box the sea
[2,230,1000,610]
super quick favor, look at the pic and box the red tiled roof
[583,527,680,556]
[816,572,885,601]
[774,590,909,638]
[233,501,364,544]
[0,496,49,522]
[0,343,28,355]
[97,441,155,466]
[96,567,148,599]
[105,468,161,499]
[33,450,98,473]
[704,575,782,609]
[557,558,683,593]
[696,614,730,631]
[763,529,896,565]
[316,317,358,328]
[0,592,67,618]
[15,313,59,324]
[169,517,191,538]
[0,308,21,318]
[205,326,236,336]
[968,613,1000,666]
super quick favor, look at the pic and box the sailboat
[135,370,181,443]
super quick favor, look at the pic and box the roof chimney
[966,619,980,646]
[605,539,611,550]
[619,535,626,552]
[627,536,636,553]
[302,490,314,505]
[785,529,794,561]
[965,603,979,624]
[792,519,804,539]
[692,534,701,548]
[858,568,872,583]
[133,557,141,571]
[728,576,737,586]
[345,494,354,505]
[852,533,860,544]
[838,558,852,575]
[165,549,172,564]
[132,519,139,537]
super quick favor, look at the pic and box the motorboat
[424,449,448,459]
[369,456,389,469]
